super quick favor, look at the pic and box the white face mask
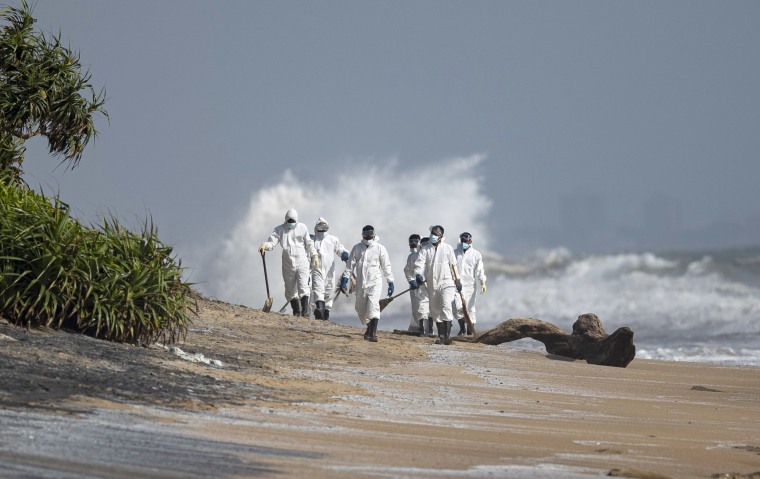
[362,238,375,246]
[410,247,417,253]
[286,222,296,230]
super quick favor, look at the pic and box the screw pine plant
[1,0,107,183]
[0,173,194,345]
[1,3,193,345]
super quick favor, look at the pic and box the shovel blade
[463,310,476,336]
[379,297,392,312]
[262,297,273,312]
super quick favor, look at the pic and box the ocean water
[189,156,760,367]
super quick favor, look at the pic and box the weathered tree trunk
[464,313,636,368]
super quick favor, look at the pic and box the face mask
[316,231,326,240]
[286,222,296,230]
[429,235,439,244]
[410,247,417,253]
[362,238,374,246]
[461,243,470,250]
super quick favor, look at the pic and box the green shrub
[0,174,194,345]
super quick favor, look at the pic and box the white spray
[193,154,492,312]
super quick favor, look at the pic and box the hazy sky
[19,0,760,259]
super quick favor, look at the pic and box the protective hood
[429,224,444,236]
[285,208,298,222]
[315,217,329,233]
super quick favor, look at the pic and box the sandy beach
[1,296,759,479]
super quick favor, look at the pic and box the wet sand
[1,297,759,478]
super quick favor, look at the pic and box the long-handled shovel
[450,265,475,335]
[261,252,273,312]
[379,280,425,312]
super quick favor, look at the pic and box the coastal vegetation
[1,1,193,344]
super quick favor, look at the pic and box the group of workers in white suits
[259,210,486,344]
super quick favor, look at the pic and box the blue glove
[415,274,424,286]
[340,276,349,293]
[387,282,394,297]
[341,251,349,261]
[408,280,418,290]
[455,279,462,292]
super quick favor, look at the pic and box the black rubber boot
[324,309,330,321]
[364,321,372,340]
[290,298,300,316]
[426,318,435,337]
[314,300,326,320]
[457,319,466,336]
[443,321,453,345]
[417,319,425,337]
[368,318,379,342]
[435,321,443,344]
[300,296,309,318]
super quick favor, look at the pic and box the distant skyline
[17,0,760,261]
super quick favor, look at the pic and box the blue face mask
[286,222,296,230]
[410,247,417,253]
[461,243,470,250]
[429,235,439,244]
[316,231,326,240]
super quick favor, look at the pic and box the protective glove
[258,242,270,254]
[387,282,394,297]
[311,254,320,269]
[455,279,462,293]
[340,276,349,294]
[341,251,349,261]
[481,280,487,295]
[415,274,424,287]
[408,280,418,290]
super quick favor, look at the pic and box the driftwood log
[460,313,636,368]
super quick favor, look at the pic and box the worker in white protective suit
[258,209,319,317]
[340,225,394,342]
[309,217,349,321]
[454,232,487,336]
[404,234,431,337]
[412,225,462,345]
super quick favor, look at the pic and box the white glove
[312,254,320,269]
[258,242,272,254]
[480,280,487,295]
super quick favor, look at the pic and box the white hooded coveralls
[454,244,486,324]
[404,249,429,330]
[311,232,348,310]
[262,210,317,301]
[413,240,458,323]
[342,239,394,325]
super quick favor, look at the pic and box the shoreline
[1,297,759,478]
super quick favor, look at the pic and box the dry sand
[1,296,759,478]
